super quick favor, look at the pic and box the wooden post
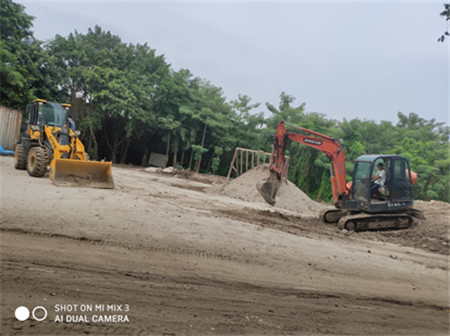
[246,150,248,172]
[227,148,238,179]
[240,149,243,177]
[227,147,285,180]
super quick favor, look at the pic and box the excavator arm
[258,121,348,207]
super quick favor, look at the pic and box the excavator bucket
[49,159,114,189]
[256,175,281,205]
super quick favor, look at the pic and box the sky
[19,0,449,125]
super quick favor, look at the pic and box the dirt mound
[355,200,450,255]
[144,166,227,185]
[212,165,327,216]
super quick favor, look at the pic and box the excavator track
[337,213,413,232]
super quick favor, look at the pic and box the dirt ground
[1,156,449,335]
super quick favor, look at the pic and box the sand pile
[213,165,327,216]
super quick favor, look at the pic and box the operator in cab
[371,162,386,196]
[67,115,76,132]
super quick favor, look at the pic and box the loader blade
[50,159,114,189]
[256,178,281,205]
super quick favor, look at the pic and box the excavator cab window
[352,161,371,201]
[390,158,413,202]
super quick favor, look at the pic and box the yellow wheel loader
[14,99,114,188]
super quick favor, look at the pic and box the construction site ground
[1,156,449,335]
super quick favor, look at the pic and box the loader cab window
[37,102,69,127]
[353,161,371,200]
[27,103,39,125]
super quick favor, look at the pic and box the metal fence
[0,106,23,150]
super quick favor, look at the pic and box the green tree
[47,26,169,162]
[438,3,450,42]
[0,0,41,108]
[265,92,305,128]
[181,80,234,172]
[211,146,223,174]
[230,94,265,150]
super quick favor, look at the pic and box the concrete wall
[148,152,168,167]
[0,106,23,150]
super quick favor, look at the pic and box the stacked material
[216,165,327,216]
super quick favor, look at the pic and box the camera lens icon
[15,306,47,321]
[14,306,30,321]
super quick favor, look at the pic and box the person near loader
[371,163,386,196]
[60,116,76,158]
[67,116,76,132]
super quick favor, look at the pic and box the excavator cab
[344,155,415,213]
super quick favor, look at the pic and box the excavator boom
[257,121,347,206]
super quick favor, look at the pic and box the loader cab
[344,155,414,213]
[27,99,71,128]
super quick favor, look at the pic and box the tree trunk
[111,136,119,163]
[206,156,212,173]
[166,133,170,156]
[89,126,98,160]
[120,139,131,164]
[104,121,125,163]
[180,150,185,168]
[172,151,177,167]
[188,149,194,171]
[194,160,199,173]
[141,148,149,166]
[196,123,207,173]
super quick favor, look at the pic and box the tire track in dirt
[2,229,446,312]
[4,317,149,336]
[2,227,449,335]
[3,256,446,312]
[0,227,237,263]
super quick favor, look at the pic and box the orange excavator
[257,121,423,231]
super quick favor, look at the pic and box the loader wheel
[27,146,48,177]
[14,144,27,170]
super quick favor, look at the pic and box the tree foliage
[2,1,448,203]
[438,3,450,42]
[0,0,44,108]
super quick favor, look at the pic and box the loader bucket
[49,159,114,189]
[256,177,281,205]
